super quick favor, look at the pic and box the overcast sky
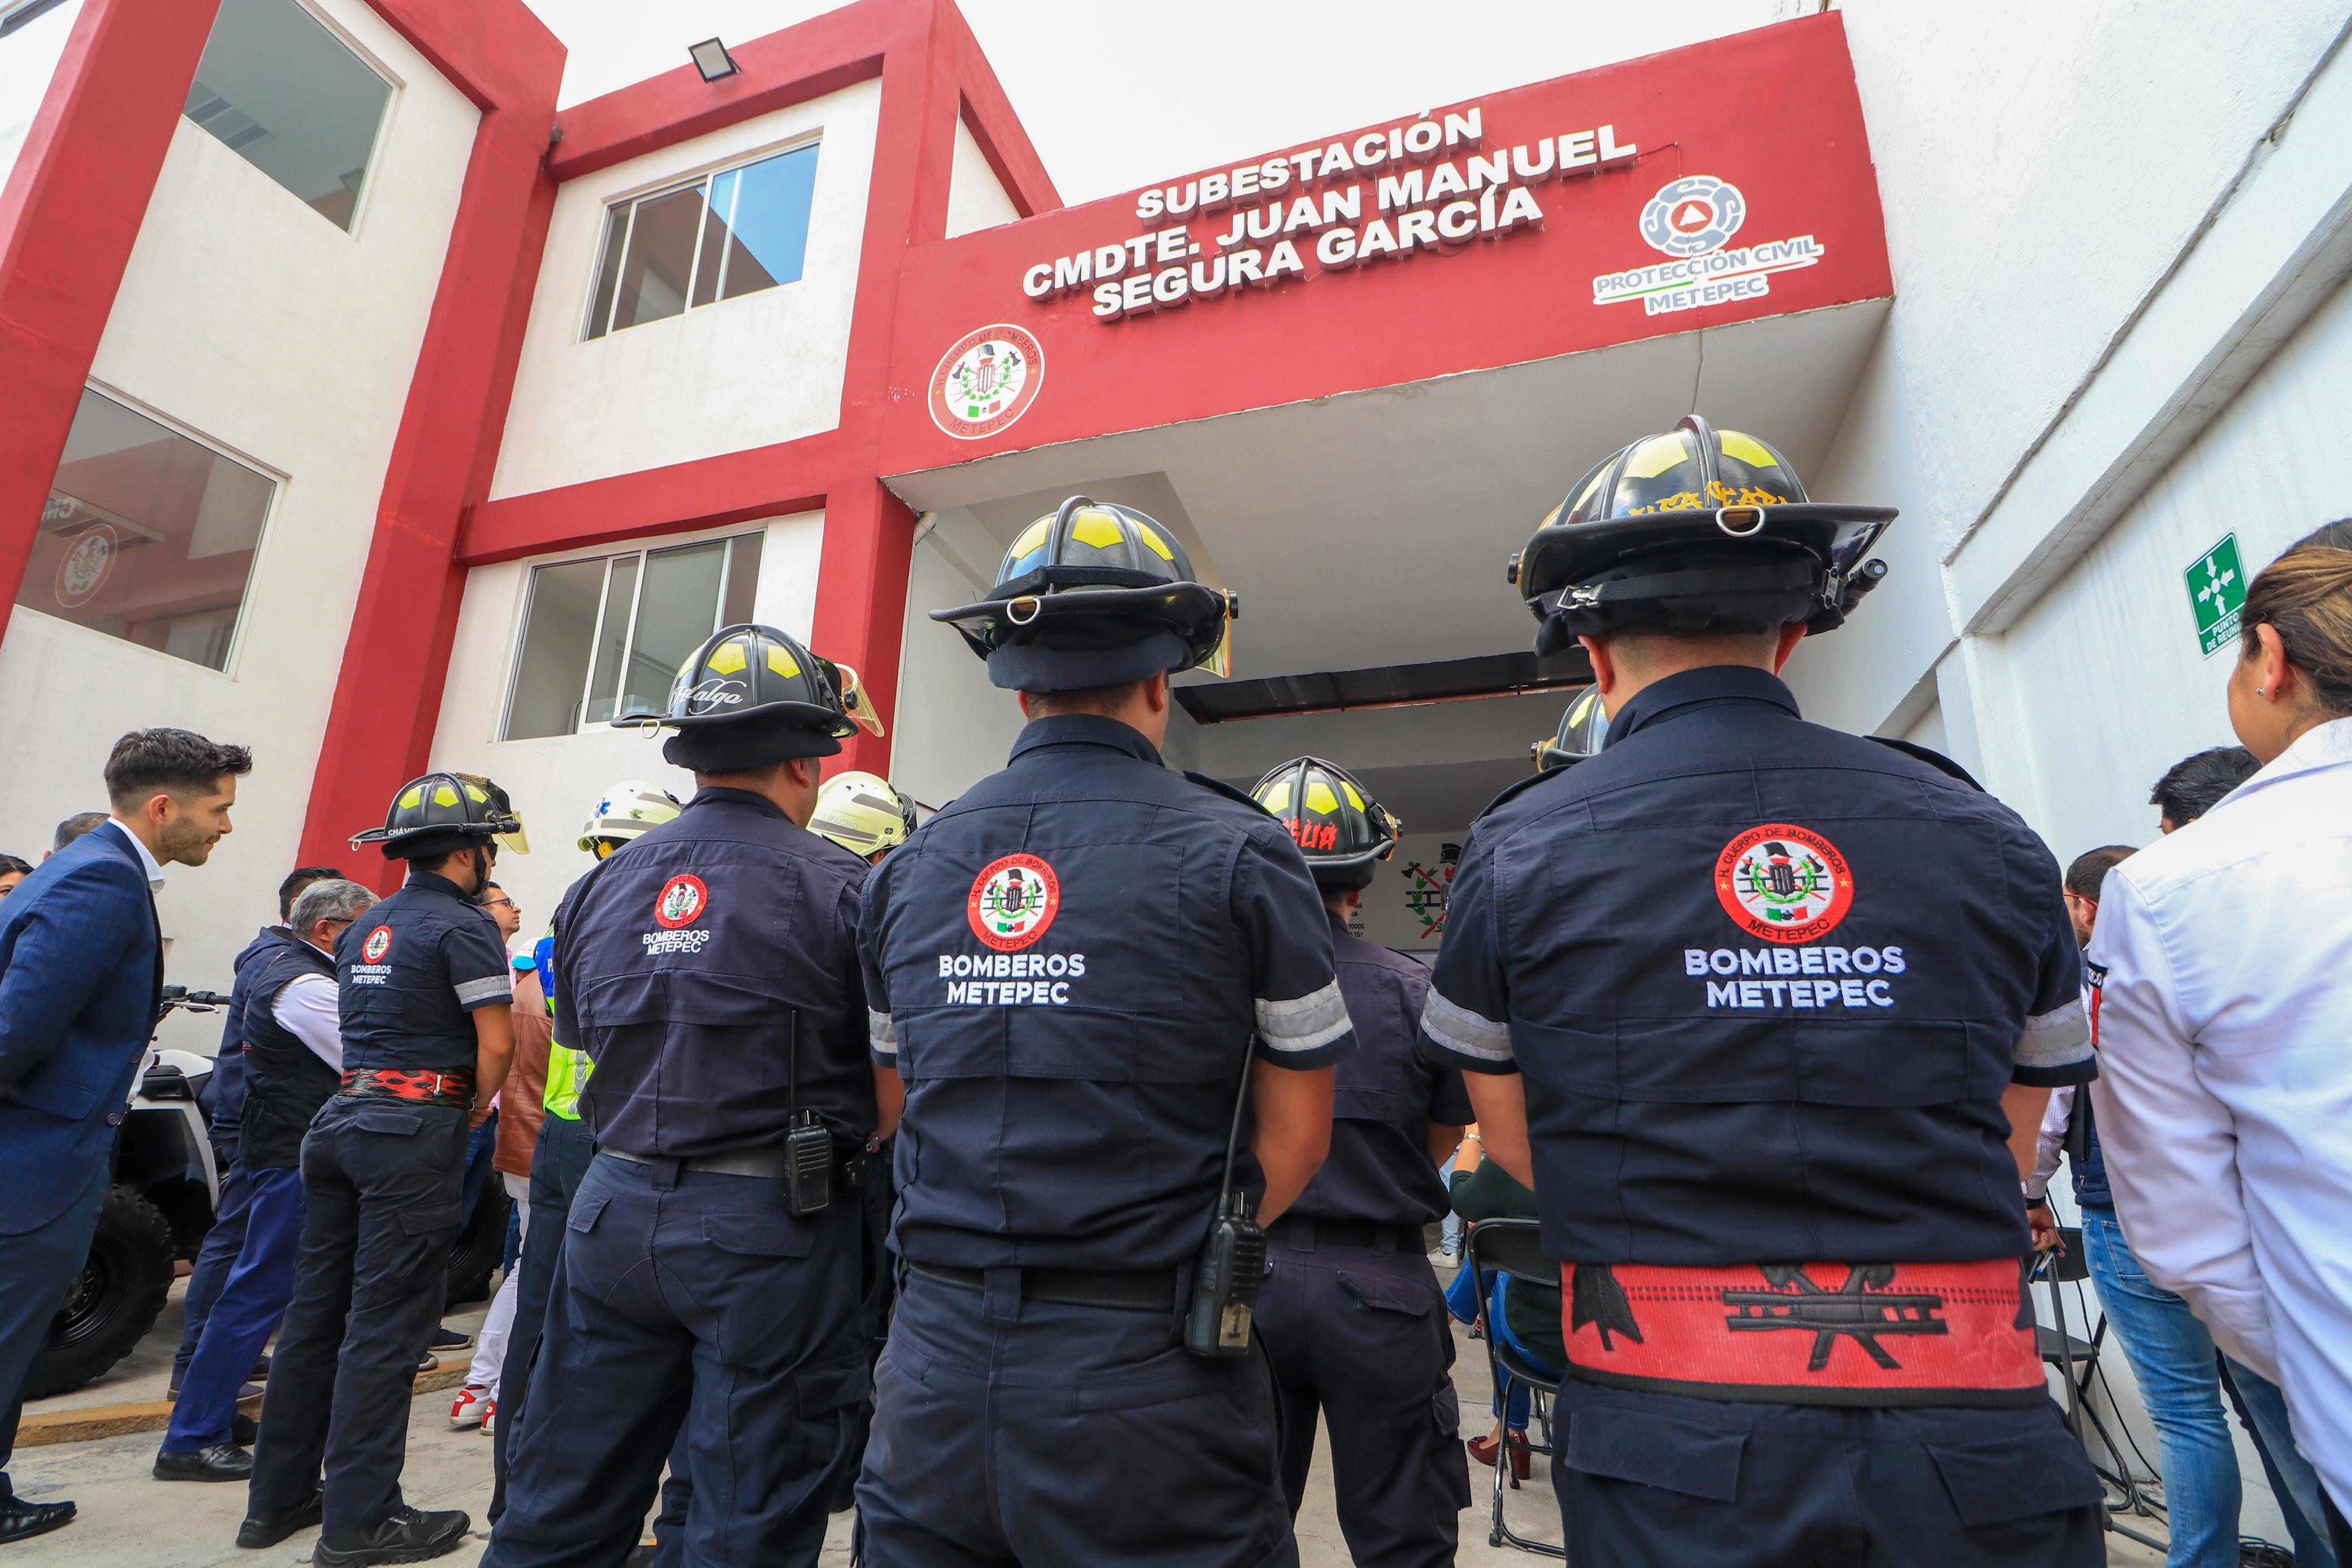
[527,0,1795,206]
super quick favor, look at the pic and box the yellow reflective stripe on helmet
[1258,777,1292,813]
[432,784,460,807]
[1132,522,1176,560]
[707,640,749,675]
[399,785,423,809]
[1622,432,1691,480]
[1009,518,1051,557]
[1339,779,1364,811]
[767,645,799,679]
[1304,779,1339,815]
[1718,430,1778,469]
[1069,510,1126,549]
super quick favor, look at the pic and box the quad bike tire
[27,1185,176,1401]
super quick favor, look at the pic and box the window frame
[580,132,822,341]
[32,379,287,681]
[496,527,768,742]
[0,0,75,37]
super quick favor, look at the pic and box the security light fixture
[689,38,740,83]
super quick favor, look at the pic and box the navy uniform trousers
[1253,1225,1469,1568]
[1552,1379,2105,1567]
[485,1151,868,1568]
[857,1272,1296,1568]
[489,1110,594,1522]
[247,1097,471,1538]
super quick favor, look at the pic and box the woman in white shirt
[2090,522,2352,1558]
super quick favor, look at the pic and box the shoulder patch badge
[968,854,1060,951]
[361,925,392,964]
[654,873,710,930]
[1715,824,1853,944]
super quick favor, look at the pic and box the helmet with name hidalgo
[808,770,919,861]
[1532,687,1609,773]
[931,495,1236,692]
[1507,414,1895,655]
[615,623,883,772]
[351,772,528,862]
[1248,756,1401,893]
[576,779,682,855]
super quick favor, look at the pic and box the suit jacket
[0,822,163,1233]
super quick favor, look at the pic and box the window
[182,0,392,232]
[1,0,76,37]
[584,143,820,340]
[502,533,764,740]
[21,389,275,671]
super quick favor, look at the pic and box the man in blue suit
[0,728,250,1545]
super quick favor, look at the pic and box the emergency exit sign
[2185,534,2246,657]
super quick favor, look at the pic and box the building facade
[5,0,2350,1531]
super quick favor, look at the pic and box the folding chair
[1465,1218,1567,1558]
[2034,1228,2164,1552]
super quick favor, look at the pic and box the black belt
[1269,1215,1421,1252]
[907,1261,1179,1312]
[603,1146,792,1179]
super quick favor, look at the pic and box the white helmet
[808,772,918,860]
[577,779,683,854]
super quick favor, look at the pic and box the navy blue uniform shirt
[1420,665,2095,1267]
[336,872,510,1076]
[205,924,295,1143]
[859,714,1355,1272]
[1289,911,1472,1229]
[551,787,876,1160]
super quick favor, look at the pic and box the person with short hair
[47,811,107,857]
[0,857,29,898]
[2148,746,2260,834]
[0,728,249,1545]
[171,864,346,1400]
[2092,523,2352,1561]
[156,878,378,1483]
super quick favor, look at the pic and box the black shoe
[250,1352,271,1378]
[426,1327,470,1351]
[231,1412,258,1446]
[153,1443,254,1482]
[236,1489,322,1549]
[624,1544,660,1568]
[0,1498,75,1545]
[312,1505,470,1566]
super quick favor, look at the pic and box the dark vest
[239,940,342,1170]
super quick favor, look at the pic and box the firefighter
[808,771,918,864]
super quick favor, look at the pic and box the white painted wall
[890,527,1029,815]
[0,0,477,1051]
[942,115,1017,239]
[0,0,82,193]
[423,510,825,950]
[488,78,881,500]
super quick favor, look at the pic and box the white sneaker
[480,1399,496,1436]
[448,1387,488,1429]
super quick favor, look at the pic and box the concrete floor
[12,1271,2169,1566]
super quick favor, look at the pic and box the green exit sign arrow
[2185,534,2246,657]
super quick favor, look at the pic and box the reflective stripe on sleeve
[1255,980,1351,1053]
[453,976,511,1006]
[868,1008,898,1056]
[2016,998,2091,1069]
[1421,987,1513,1063]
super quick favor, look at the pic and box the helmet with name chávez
[1508,414,1895,655]
[352,772,528,861]
[616,623,883,772]
[1249,756,1400,893]
[931,496,1236,691]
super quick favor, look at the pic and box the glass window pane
[583,554,637,726]
[583,203,630,340]
[23,390,273,671]
[712,145,818,301]
[691,172,730,309]
[611,184,706,332]
[720,532,761,627]
[620,540,725,718]
[183,0,392,232]
[503,558,603,739]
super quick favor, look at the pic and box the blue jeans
[174,1153,255,1384]
[1487,1276,1561,1432]
[2081,1206,2239,1568]
[163,1164,306,1453]
[2220,1354,2340,1568]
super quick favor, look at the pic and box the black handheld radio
[1184,1055,1267,1358]
[783,1012,832,1216]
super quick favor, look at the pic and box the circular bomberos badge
[362,925,393,963]
[929,324,1044,440]
[967,853,1060,951]
[54,525,116,608]
[654,873,710,930]
[1715,824,1853,943]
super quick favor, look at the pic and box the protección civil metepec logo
[1592,175,1824,318]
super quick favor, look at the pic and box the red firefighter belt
[339,1068,475,1108]
[1561,1260,2046,1407]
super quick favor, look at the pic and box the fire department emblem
[967,853,1060,951]
[929,324,1044,440]
[653,873,710,930]
[1715,824,1853,943]
[54,525,115,608]
[362,926,393,964]
[1641,175,1746,258]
